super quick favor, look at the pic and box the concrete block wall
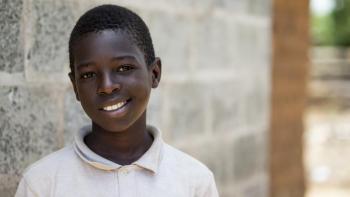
[0,0,271,196]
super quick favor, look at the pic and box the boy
[15,4,218,197]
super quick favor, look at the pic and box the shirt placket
[117,165,136,197]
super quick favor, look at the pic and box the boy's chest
[52,170,193,197]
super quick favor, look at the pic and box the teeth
[103,101,127,111]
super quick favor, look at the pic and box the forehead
[72,30,144,65]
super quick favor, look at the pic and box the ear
[150,57,162,88]
[68,72,80,101]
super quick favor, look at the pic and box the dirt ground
[304,108,350,197]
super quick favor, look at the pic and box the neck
[84,113,153,165]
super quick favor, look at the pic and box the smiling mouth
[100,99,131,111]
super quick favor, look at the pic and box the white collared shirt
[15,125,219,197]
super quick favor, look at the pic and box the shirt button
[120,168,129,174]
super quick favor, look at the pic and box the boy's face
[69,30,161,132]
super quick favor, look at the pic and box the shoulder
[22,145,76,182]
[162,143,214,179]
[161,144,218,196]
[16,146,79,196]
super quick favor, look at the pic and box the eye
[80,72,96,79]
[115,64,134,72]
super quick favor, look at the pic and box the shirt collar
[74,125,163,173]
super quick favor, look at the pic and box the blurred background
[306,0,350,197]
[0,0,348,197]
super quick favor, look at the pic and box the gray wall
[0,0,271,196]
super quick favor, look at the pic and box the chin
[99,122,132,132]
[90,109,147,132]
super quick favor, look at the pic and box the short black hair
[68,4,155,75]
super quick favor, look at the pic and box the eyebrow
[76,62,94,70]
[76,55,138,70]
[111,55,138,62]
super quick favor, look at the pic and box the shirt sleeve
[196,172,219,197]
[15,177,38,197]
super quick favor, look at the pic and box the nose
[97,72,121,95]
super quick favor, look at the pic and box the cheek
[76,84,97,110]
[130,77,151,97]
[132,85,151,104]
[128,80,151,110]
[77,84,95,100]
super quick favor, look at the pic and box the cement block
[232,23,271,71]
[0,86,63,195]
[209,82,245,133]
[210,138,236,185]
[148,12,192,74]
[117,0,214,12]
[233,134,259,180]
[193,17,233,70]
[170,0,214,11]
[27,0,75,75]
[215,0,248,14]
[0,174,21,197]
[255,25,271,68]
[241,74,269,127]
[202,142,231,185]
[256,132,268,173]
[247,0,271,16]
[163,82,207,140]
[63,87,90,145]
[235,23,262,66]
[221,191,237,197]
[241,180,268,197]
[216,0,270,16]
[146,85,164,130]
[0,0,24,73]
[221,17,272,75]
